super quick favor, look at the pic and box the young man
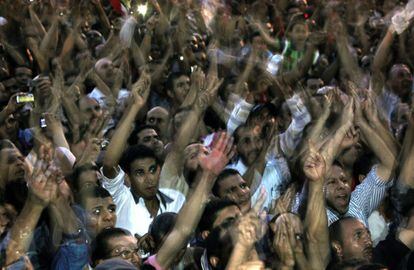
[102,145,185,237]
[212,169,251,213]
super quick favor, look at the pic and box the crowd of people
[0,0,413,269]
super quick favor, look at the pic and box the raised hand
[195,75,223,111]
[191,67,206,93]
[272,215,295,268]
[28,159,60,208]
[303,141,326,181]
[339,96,354,127]
[4,92,27,115]
[236,212,262,247]
[131,68,152,106]
[198,132,235,175]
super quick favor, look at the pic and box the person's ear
[167,89,174,99]
[209,256,219,268]
[331,241,343,261]
[201,230,210,240]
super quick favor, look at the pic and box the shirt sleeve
[351,165,394,221]
[100,166,129,204]
[51,240,89,270]
[278,94,311,158]
[227,97,254,135]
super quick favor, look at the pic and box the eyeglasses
[110,246,140,260]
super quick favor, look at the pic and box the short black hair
[70,163,99,192]
[166,71,190,92]
[327,258,367,270]
[329,217,360,263]
[198,198,239,232]
[212,169,241,197]
[149,212,178,251]
[91,227,131,267]
[128,124,160,146]
[119,145,161,175]
[78,185,112,207]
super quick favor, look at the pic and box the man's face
[0,148,28,184]
[136,129,164,157]
[108,235,142,268]
[83,196,117,237]
[337,219,373,262]
[79,97,103,124]
[14,68,32,89]
[324,165,352,215]
[77,169,99,192]
[217,174,251,213]
[212,205,242,229]
[129,158,160,199]
[146,107,170,138]
[95,58,119,85]
[236,126,263,166]
[172,75,190,104]
[85,30,104,50]
[389,64,413,100]
[184,143,210,172]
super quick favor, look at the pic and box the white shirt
[101,166,186,236]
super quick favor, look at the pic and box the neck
[144,196,160,218]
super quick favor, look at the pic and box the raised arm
[6,159,58,265]
[334,18,365,87]
[355,98,396,181]
[320,98,354,172]
[155,133,234,269]
[160,72,223,192]
[102,71,151,178]
[371,26,395,95]
[303,142,330,269]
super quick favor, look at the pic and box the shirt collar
[130,189,174,208]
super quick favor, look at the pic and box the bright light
[137,3,148,16]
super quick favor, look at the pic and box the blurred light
[137,3,148,16]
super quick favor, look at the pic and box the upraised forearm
[336,36,364,87]
[6,199,44,265]
[103,102,142,174]
[226,242,252,270]
[359,121,395,180]
[157,171,215,269]
[305,181,329,268]
[372,27,395,73]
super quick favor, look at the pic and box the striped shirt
[327,165,393,227]
[226,94,311,209]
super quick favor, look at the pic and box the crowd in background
[0,0,413,269]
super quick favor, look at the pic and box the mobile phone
[16,93,34,103]
[40,118,47,128]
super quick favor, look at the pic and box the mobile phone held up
[40,118,47,128]
[16,93,34,104]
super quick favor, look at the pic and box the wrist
[27,195,49,209]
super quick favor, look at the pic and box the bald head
[79,96,102,124]
[95,58,118,86]
[146,106,170,141]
